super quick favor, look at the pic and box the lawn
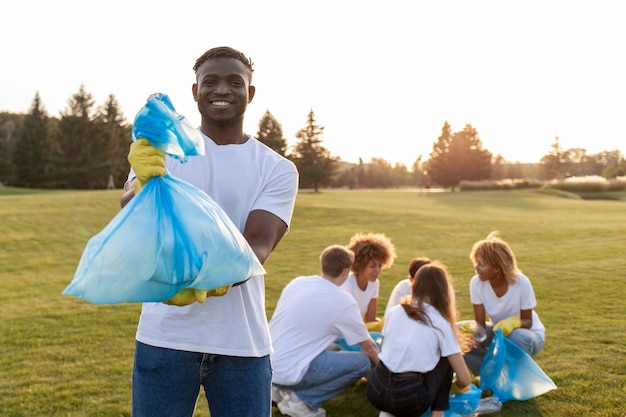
[0,187,624,417]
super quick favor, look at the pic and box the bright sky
[2,0,625,167]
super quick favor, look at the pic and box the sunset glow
[2,0,624,167]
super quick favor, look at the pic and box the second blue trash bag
[480,329,557,402]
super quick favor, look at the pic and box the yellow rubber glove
[204,285,230,298]
[493,316,521,336]
[163,286,231,306]
[163,288,202,306]
[365,316,384,332]
[127,138,166,193]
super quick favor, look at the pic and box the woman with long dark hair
[367,263,471,417]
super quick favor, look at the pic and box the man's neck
[321,275,341,286]
[201,122,248,145]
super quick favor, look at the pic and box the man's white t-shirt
[270,276,371,385]
[380,304,461,373]
[341,272,379,317]
[470,273,545,340]
[133,134,298,357]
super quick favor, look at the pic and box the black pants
[366,359,453,417]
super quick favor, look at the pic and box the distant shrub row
[460,176,626,193]
[459,179,543,191]
[550,176,626,193]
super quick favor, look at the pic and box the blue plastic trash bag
[131,92,204,162]
[334,331,382,351]
[416,384,481,417]
[444,384,482,416]
[480,329,557,402]
[62,93,265,304]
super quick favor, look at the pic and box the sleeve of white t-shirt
[518,274,537,310]
[336,297,372,346]
[250,158,298,230]
[469,275,482,305]
[385,279,410,316]
[432,311,462,357]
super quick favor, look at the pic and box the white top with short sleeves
[270,276,371,385]
[133,134,298,357]
[380,303,461,373]
[341,272,380,317]
[470,273,545,340]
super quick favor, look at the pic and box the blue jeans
[132,341,272,417]
[509,328,544,356]
[274,350,371,409]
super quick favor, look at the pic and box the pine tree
[0,113,21,184]
[540,135,567,180]
[255,110,287,156]
[94,94,131,188]
[426,121,454,188]
[12,93,56,187]
[56,84,99,188]
[290,109,337,192]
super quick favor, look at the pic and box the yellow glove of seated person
[493,316,521,336]
[127,138,166,193]
[365,317,384,332]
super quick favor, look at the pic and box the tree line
[1,86,625,191]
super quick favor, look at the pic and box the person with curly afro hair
[341,232,396,332]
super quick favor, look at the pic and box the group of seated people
[269,232,546,417]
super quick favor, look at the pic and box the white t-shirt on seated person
[270,276,371,385]
[341,272,379,317]
[469,273,545,341]
[385,278,412,316]
[380,303,461,373]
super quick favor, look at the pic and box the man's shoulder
[249,138,297,174]
[283,275,322,291]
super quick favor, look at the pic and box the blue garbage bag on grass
[479,329,557,402]
[334,331,382,351]
[62,93,264,304]
[445,384,482,416]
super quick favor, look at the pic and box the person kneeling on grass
[384,256,432,316]
[341,232,397,332]
[463,231,545,376]
[366,263,471,417]
[270,245,380,417]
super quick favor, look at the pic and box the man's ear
[341,268,350,280]
[192,83,198,102]
[248,85,256,103]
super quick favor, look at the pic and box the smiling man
[122,46,299,417]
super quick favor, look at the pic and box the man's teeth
[212,101,230,106]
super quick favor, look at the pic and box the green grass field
[1,187,625,417]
